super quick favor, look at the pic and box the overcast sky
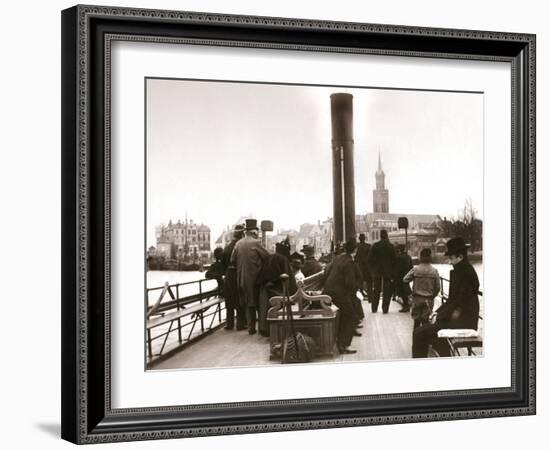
[146,78,483,247]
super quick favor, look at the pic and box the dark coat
[323,254,360,303]
[221,239,239,305]
[256,253,294,286]
[205,260,224,290]
[367,239,397,278]
[355,241,371,274]
[302,256,323,278]
[394,253,413,297]
[230,235,269,307]
[436,258,480,330]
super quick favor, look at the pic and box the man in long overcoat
[367,229,397,313]
[412,237,480,358]
[323,238,361,354]
[230,219,269,335]
[354,233,372,301]
[221,225,246,330]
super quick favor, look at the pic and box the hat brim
[444,244,470,256]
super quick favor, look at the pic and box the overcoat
[302,257,323,278]
[354,241,371,274]
[221,239,239,307]
[436,258,480,330]
[323,253,359,301]
[367,239,397,278]
[230,235,269,307]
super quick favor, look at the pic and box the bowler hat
[301,245,314,256]
[244,219,259,231]
[232,224,245,238]
[444,237,470,256]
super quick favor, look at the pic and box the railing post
[177,284,182,344]
[199,280,204,332]
[218,285,223,322]
[147,329,153,360]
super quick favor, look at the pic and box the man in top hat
[354,233,372,302]
[411,237,480,358]
[368,229,397,313]
[230,219,269,334]
[323,237,362,354]
[221,224,246,330]
[301,245,322,278]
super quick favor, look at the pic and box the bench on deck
[436,328,483,356]
[146,296,223,359]
[267,280,338,358]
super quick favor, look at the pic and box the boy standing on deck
[403,248,440,329]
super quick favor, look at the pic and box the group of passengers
[207,218,480,358]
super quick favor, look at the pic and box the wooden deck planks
[152,299,415,370]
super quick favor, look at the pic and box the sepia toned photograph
[145,78,484,370]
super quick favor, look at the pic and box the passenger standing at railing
[221,225,246,331]
[231,219,270,335]
[205,247,225,289]
[403,248,440,329]
[412,237,480,358]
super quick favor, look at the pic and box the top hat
[343,237,357,253]
[444,237,470,256]
[244,219,259,231]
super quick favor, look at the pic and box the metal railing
[439,276,483,302]
[146,278,225,365]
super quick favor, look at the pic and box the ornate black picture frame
[61,4,536,444]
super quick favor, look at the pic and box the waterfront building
[156,218,211,262]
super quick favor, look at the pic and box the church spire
[373,151,389,213]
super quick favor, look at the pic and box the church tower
[373,152,389,213]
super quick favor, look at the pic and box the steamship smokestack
[330,93,356,245]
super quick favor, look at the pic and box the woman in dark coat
[412,237,480,358]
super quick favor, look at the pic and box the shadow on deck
[151,299,414,371]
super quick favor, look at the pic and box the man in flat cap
[230,219,269,335]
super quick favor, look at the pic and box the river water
[146,262,483,307]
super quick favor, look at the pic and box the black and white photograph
[145,78,484,370]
